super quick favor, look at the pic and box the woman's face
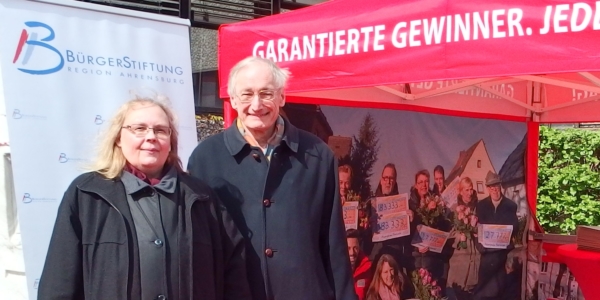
[381,262,394,288]
[118,104,171,178]
[460,182,474,203]
[416,174,429,197]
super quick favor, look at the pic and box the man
[432,165,446,196]
[474,171,519,300]
[370,164,400,264]
[346,229,372,300]
[187,56,356,300]
[339,164,353,205]
[375,163,399,196]
[369,164,415,297]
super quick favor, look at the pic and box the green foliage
[537,126,600,234]
[349,114,380,202]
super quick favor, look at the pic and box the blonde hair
[459,177,474,191]
[90,97,183,179]
[227,56,291,98]
[365,254,403,299]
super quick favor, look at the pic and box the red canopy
[219,0,600,122]
[218,3,600,294]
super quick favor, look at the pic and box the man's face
[416,174,430,197]
[380,167,396,195]
[339,171,351,199]
[487,184,502,201]
[434,171,444,189]
[231,62,284,134]
[347,237,360,267]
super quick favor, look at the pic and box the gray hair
[227,56,291,98]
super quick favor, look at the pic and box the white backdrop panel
[0,0,197,298]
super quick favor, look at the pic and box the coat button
[265,248,274,258]
[154,239,163,247]
[156,295,166,300]
[263,199,271,207]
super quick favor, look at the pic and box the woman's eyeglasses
[122,124,172,139]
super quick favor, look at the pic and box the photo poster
[283,103,530,299]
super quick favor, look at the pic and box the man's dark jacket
[187,119,357,300]
[38,171,251,300]
[474,195,519,300]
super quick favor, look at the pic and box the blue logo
[58,153,88,163]
[58,153,68,163]
[22,193,32,203]
[12,109,22,119]
[22,193,56,204]
[13,21,64,75]
[94,115,104,125]
[11,108,46,120]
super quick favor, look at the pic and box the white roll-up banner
[0,0,197,298]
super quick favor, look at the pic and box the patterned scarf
[237,116,284,161]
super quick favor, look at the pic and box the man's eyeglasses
[382,176,396,182]
[236,89,278,103]
[487,184,501,191]
[122,124,172,139]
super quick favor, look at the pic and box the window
[477,160,482,168]
[193,70,223,114]
[476,181,484,194]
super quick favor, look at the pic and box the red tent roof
[219,0,600,122]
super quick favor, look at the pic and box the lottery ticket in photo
[372,211,410,242]
[477,224,513,249]
[342,201,359,230]
[411,225,450,253]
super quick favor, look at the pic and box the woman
[370,164,403,266]
[446,177,480,300]
[409,170,451,296]
[38,97,251,300]
[365,254,403,300]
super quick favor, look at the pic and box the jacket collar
[77,172,210,210]
[77,173,133,221]
[224,117,299,156]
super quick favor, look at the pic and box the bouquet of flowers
[415,194,446,227]
[411,268,446,300]
[453,205,478,250]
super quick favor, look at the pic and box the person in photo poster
[410,169,452,296]
[187,56,356,300]
[446,177,480,300]
[365,254,404,300]
[473,171,519,300]
[431,165,446,196]
[347,229,374,300]
[370,164,414,298]
[431,165,451,292]
[38,97,251,300]
[340,164,353,205]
